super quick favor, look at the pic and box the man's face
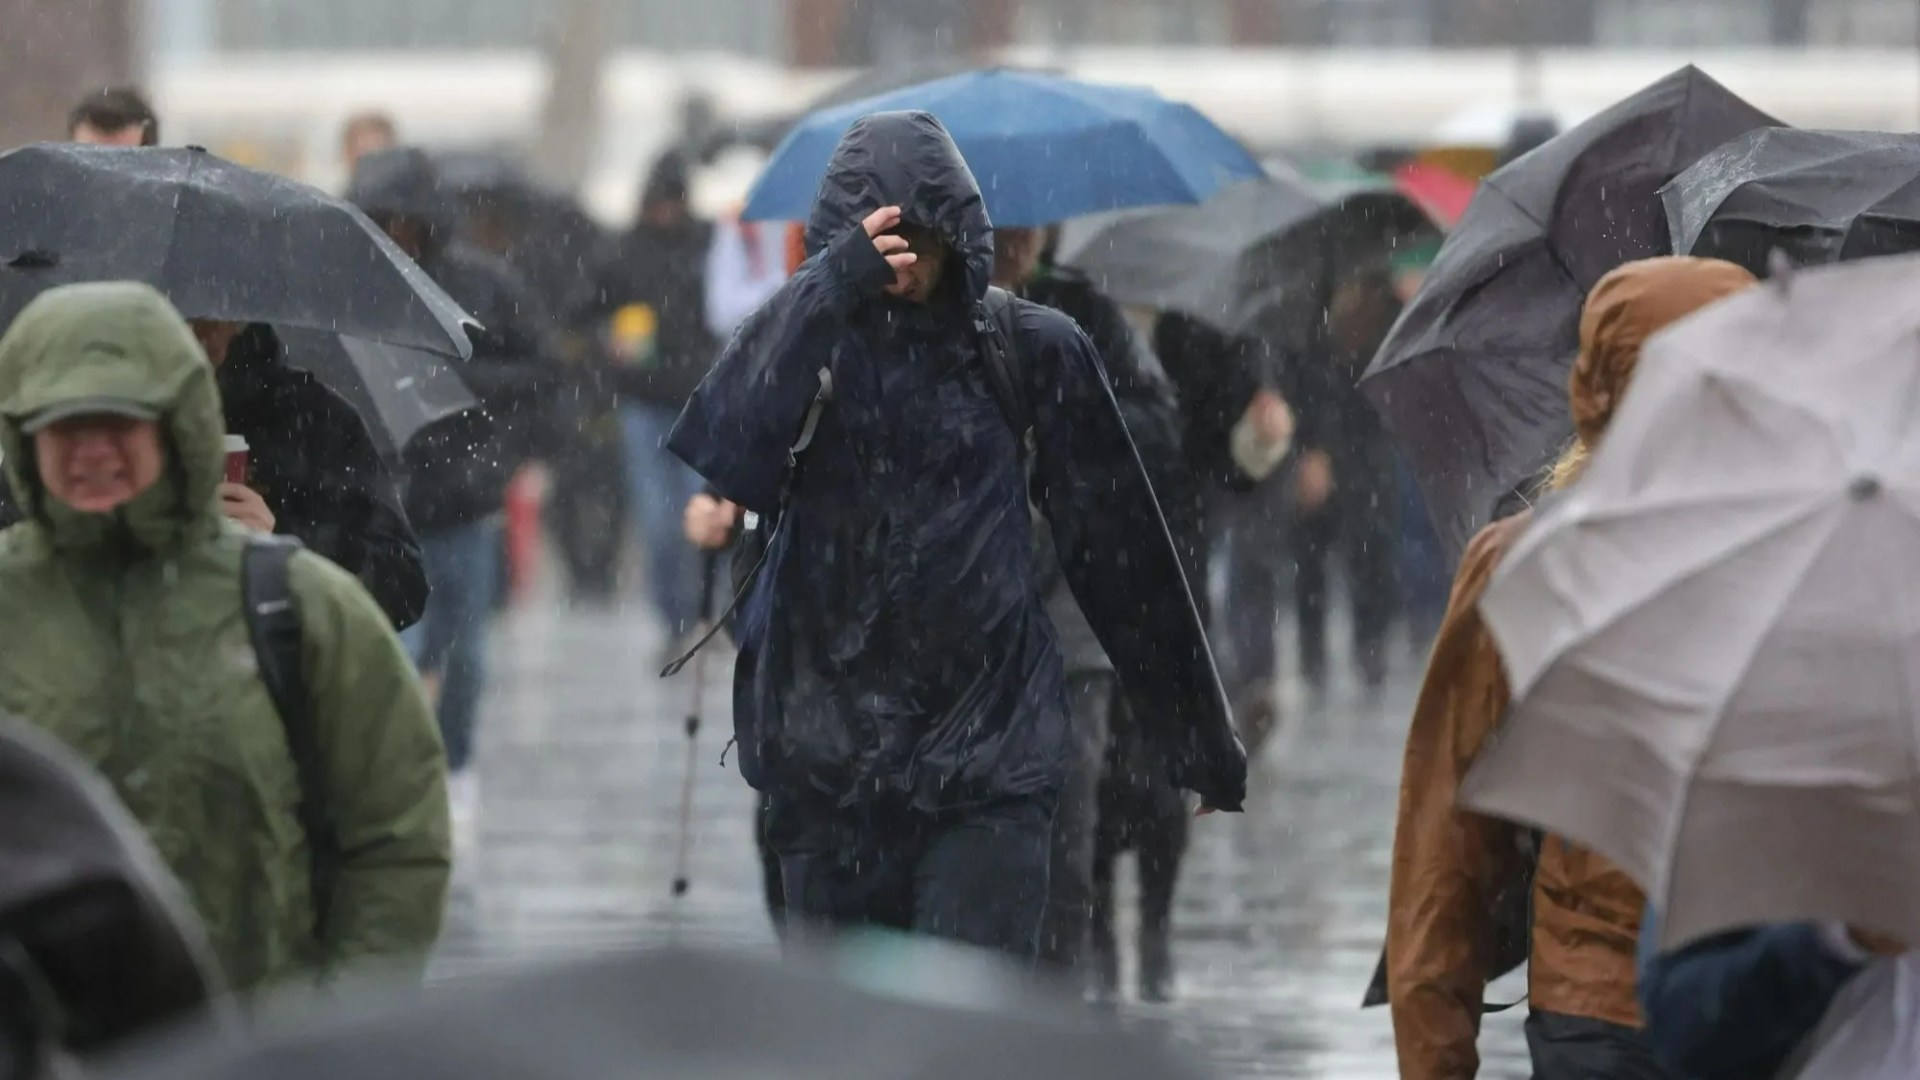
[883,224,949,304]
[343,126,395,174]
[189,320,245,368]
[34,415,165,513]
[71,121,146,147]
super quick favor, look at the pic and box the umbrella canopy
[0,720,231,1055]
[1459,253,1920,952]
[275,329,477,458]
[1056,168,1436,336]
[1362,65,1779,559]
[742,69,1264,227]
[107,942,1217,1080]
[0,143,474,359]
[1665,127,1920,275]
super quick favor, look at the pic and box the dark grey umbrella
[1360,65,1779,558]
[0,143,474,359]
[1664,127,1920,275]
[1057,168,1436,336]
[107,943,1217,1080]
[0,721,231,1066]
[274,330,477,458]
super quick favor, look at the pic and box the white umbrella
[1460,252,1920,951]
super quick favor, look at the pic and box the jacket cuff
[824,226,897,298]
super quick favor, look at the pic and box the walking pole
[670,550,721,899]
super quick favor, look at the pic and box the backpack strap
[241,535,336,942]
[661,367,833,679]
[975,287,1033,439]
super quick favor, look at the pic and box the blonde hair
[1546,439,1589,492]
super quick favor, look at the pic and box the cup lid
[223,434,249,453]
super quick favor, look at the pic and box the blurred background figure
[67,86,157,146]
[575,149,716,649]
[340,109,397,176]
[350,146,551,838]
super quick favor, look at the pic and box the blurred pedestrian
[1639,910,1912,1079]
[576,150,717,646]
[1281,266,1406,691]
[1153,312,1294,741]
[668,111,1244,960]
[1384,256,1755,1080]
[0,282,450,993]
[991,225,1190,985]
[186,320,428,629]
[341,110,398,176]
[351,147,552,831]
[68,87,158,147]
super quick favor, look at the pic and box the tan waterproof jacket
[1384,256,1758,1079]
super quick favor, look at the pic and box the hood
[1571,255,1756,447]
[348,146,455,241]
[0,282,226,554]
[804,111,993,305]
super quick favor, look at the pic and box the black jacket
[1152,312,1266,496]
[217,326,427,628]
[668,111,1244,814]
[576,219,717,411]
[401,241,552,532]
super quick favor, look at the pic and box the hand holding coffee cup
[218,435,275,533]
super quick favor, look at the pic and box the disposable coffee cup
[223,434,250,485]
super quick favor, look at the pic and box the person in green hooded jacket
[0,282,451,993]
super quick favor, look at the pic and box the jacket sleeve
[1638,911,1869,1080]
[292,552,451,980]
[667,227,894,513]
[1025,307,1247,812]
[1385,520,1528,1080]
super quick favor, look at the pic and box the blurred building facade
[158,0,1918,60]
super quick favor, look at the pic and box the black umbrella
[1360,65,1779,558]
[0,143,474,359]
[1664,127,1920,275]
[0,721,232,1066]
[1059,168,1437,337]
[106,943,1217,1080]
[274,329,477,458]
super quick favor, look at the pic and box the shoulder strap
[975,287,1033,438]
[241,535,336,941]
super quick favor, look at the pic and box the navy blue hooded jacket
[668,112,1245,814]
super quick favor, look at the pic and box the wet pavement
[433,590,1530,1078]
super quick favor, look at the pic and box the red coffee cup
[224,434,250,485]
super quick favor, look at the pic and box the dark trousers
[1038,673,1116,971]
[774,795,1055,960]
[1526,1011,1676,1080]
[546,435,627,603]
[1294,475,1398,684]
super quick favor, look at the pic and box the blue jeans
[402,516,502,772]
[621,405,705,638]
[773,796,1056,960]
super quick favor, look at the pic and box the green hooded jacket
[0,282,450,993]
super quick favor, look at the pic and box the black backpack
[239,536,338,942]
[663,287,1031,677]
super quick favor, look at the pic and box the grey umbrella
[1664,127,1920,275]
[1057,167,1436,337]
[1459,253,1920,952]
[1360,65,1779,559]
[0,721,231,1068]
[107,940,1217,1080]
[0,143,474,359]
[275,329,477,458]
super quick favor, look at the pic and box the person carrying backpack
[667,111,1245,960]
[0,282,451,994]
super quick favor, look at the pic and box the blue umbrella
[742,69,1263,227]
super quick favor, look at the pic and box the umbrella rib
[155,151,198,302]
[1653,500,1844,924]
